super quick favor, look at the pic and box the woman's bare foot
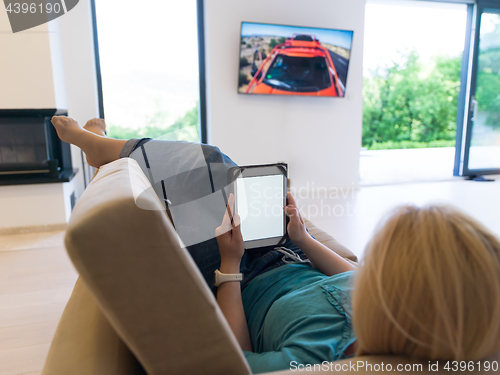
[83,118,107,137]
[51,116,126,168]
[51,116,87,145]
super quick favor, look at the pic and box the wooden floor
[0,230,78,375]
[0,177,498,375]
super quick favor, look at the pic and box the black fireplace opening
[0,109,76,185]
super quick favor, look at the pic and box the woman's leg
[51,116,237,290]
[52,116,294,293]
[123,137,240,292]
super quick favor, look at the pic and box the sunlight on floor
[359,147,457,186]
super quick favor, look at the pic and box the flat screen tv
[238,22,354,97]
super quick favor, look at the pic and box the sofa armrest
[60,158,251,375]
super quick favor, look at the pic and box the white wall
[0,0,98,229]
[0,181,75,228]
[0,9,56,108]
[205,0,365,189]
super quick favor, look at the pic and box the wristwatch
[214,269,243,287]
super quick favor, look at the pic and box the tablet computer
[228,163,288,249]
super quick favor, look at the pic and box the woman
[353,205,500,361]
[52,116,500,373]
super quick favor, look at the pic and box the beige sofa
[42,158,498,375]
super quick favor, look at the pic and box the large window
[361,0,469,184]
[93,0,203,142]
[363,0,468,151]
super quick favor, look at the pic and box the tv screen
[238,22,353,97]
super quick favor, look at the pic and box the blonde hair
[352,205,500,360]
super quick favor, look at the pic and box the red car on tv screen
[238,24,353,97]
[247,35,343,96]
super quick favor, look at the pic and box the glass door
[456,2,500,177]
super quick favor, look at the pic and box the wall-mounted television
[238,22,354,97]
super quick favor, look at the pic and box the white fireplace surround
[0,0,99,229]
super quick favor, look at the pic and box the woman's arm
[216,263,252,351]
[215,194,252,351]
[285,193,356,276]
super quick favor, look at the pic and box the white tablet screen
[236,175,285,242]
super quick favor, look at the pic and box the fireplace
[0,109,76,185]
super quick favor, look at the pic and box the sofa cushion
[303,218,357,262]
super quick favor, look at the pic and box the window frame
[454,0,500,177]
[454,3,476,176]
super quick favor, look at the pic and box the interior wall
[205,0,365,189]
[0,0,98,228]
[0,9,56,108]
[0,182,74,228]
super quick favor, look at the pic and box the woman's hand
[285,192,355,275]
[284,192,310,247]
[215,193,245,272]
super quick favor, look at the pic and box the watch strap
[214,269,243,287]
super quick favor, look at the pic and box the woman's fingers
[287,192,297,208]
[293,204,304,225]
[232,214,243,241]
[286,193,305,224]
[285,204,305,226]
[216,193,235,236]
[285,206,299,220]
[224,193,235,223]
